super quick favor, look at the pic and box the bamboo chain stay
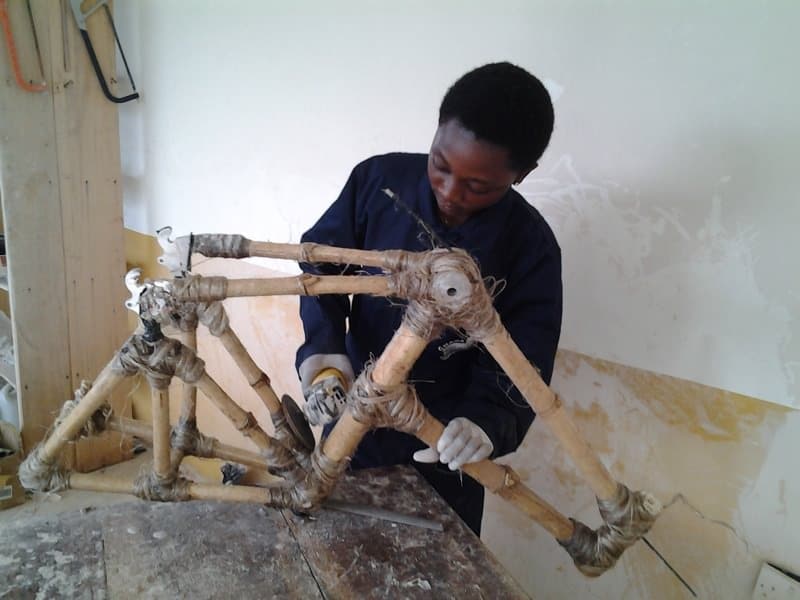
[19,227,661,576]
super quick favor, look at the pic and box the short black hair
[439,62,554,172]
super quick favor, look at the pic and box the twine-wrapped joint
[134,471,192,502]
[113,334,205,389]
[267,446,348,513]
[348,362,426,435]
[389,248,502,341]
[559,483,662,577]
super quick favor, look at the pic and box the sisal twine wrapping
[348,362,426,434]
[18,446,69,492]
[113,334,205,389]
[388,248,503,341]
[196,301,229,337]
[261,439,303,480]
[192,234,251,258]
[134,470,192,502]
[171,275,228,304]
[170,417,215,458]
[267,446,348,513]
[559,483,663,576]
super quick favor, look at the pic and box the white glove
[412,417,493,471]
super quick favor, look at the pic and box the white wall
[116,1,799,409]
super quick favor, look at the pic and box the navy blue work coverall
[296,153,562,535]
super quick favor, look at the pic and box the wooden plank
[0,0,129,468]
[286,466,530,599]
[0,0,74,456]
[48,0,131,470]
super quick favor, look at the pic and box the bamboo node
[537,393,562,419]
[349,362,426,434]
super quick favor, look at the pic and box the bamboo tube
[193,372,274,451]
[189,482,273,504]
[224,275,392,299]
[107,415,152,439]
[322,323,429,462]
[151,387,171,478]
[40,360,129,463]
[106,416,267,470]
[415,414,573,540]
[178,328,199,422]
[483,328,618,501]
[170,328,199,472]
[247,240,420,270]
[69,472,274,504]
[70,472,134,494]
[215,326,281,415]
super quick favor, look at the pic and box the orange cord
[0,0,46,93]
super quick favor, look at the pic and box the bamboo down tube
[40,360,130,463]
[323,323,575,541]
[322,324,429,462]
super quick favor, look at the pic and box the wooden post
[0,0,129,463]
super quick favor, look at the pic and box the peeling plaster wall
[115,1,799,408]
[483,350,800,599]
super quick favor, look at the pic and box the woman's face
[427,119,522,227]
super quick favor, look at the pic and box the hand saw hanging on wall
[0,0,46,92]
[70,0,138,103]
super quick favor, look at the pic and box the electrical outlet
[752,563,800,600]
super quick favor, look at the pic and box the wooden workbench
[1,466,528,598]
